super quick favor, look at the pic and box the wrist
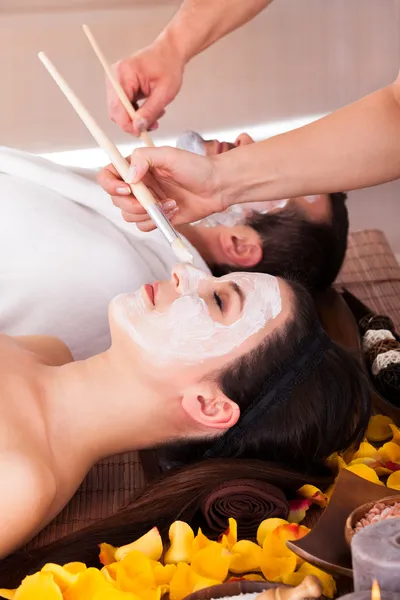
[156,23,193,65]
[211,153,240,211]
[210,152,238,211]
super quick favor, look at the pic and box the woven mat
[335,229,400,330]
[24,228,400,555]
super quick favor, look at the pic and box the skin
[108,0,274,134]
[99,131,332,233]
[0,267,291,557]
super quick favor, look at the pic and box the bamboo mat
[24,229,400,553]
[334,229,400,330]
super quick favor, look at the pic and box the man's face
[202,132,255,156]
[176,131,254,157]
[176,131,332,224]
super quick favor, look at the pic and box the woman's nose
[234,133,254,147]
[171,264,207,295]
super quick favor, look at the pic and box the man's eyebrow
[229,281,245,312]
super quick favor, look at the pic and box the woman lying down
[0,259,370,563]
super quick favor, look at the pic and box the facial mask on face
[176,131,207,156]
[199,199,289,228]
[112,266,282,365]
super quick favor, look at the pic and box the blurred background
[1,0,400,257]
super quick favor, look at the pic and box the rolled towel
[200,478,289,540]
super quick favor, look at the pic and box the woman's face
[110,266,290,379]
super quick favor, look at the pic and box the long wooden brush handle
[38,51,156,209]
[83,24,154,148]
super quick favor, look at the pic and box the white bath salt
[211,593,262,600]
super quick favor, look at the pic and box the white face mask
[176,131,207,156]
[112,266,282,365]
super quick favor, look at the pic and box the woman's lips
[143,284,155,305]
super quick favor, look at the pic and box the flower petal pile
[0,518,335,600]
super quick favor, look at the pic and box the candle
[351,519,400,592]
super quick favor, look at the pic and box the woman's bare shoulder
[1,334,74,366]
[0,451,57,557]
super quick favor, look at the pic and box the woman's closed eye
[213,291,223,311]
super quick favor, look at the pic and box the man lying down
[0,142,347,360]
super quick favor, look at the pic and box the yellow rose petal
[64,568,114,600]
[345,464,384,485]
[115,528,163,562]
[389,424,400,445]
[191,542,230,581]
[99,543,117,566]
[366,415,393,443]
[93,590,140,600]
[230,540,263,574]
[219,518,237,550]
[169,563,195,600]
[297,485,328,508]
[0,589,16,600]
[115,552,155,593]
[297,563,336,599]
[256,518,288,547]
[263,524,309,560]
[325,453,347,472]
[352,442,380,462]
[281,572,305,586]
[288,499,312,524]
[153,564,177,586]
[14,573,63,600]
[101,566,116,584]
[260,554,297,583]
[63,563,87,575]
[379,442,400,464]
[387,471,400,490]
[136,587,163,600]
[41,564,78,592]
[164,522,195,565]
[192,528,213,554]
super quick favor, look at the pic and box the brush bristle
[171,238,194,263]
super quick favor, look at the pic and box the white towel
[0,147,209,359]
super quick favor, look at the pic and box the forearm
[157,0,274,63]
[217,77,400,206]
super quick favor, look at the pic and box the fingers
[112,195,177,218]
[128,146,178,184]
[97,162,132,197]
[130,86,171,136]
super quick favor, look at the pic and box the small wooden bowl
[344,495,400,546]
[184,581,289,600]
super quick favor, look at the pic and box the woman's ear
[181,382,240,431]
[219,225,262,267]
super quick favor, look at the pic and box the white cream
[112,265,282,364]
[176,131,207,156]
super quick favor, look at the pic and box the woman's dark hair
[161,277,370,471]
[212,193,348,291]
[0,278,370,587]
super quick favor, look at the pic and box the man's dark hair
[213,193,348,292]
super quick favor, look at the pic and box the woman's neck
[41,349,185,470]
